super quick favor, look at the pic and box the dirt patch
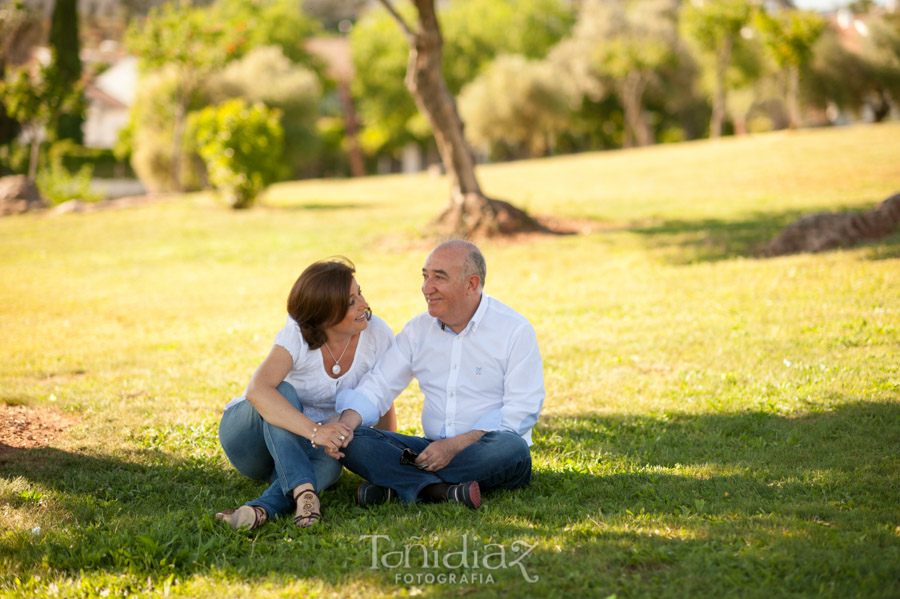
[0,403,79,457]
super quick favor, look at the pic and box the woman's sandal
[215,505,268,530]
[293,489,321,528]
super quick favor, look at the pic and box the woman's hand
[311,422,353,458]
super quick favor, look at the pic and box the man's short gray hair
[435,239,486,289]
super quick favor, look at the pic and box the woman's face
[330,277,370,335]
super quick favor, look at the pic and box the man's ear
[466,275,481,294]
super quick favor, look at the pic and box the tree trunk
[171,96,186,192]
[27,127,40,183]
[786,65,800,129]
[379,0,545,237]
[337,80,366,177]
[621,70,651,147]
[711,36,733,139]
[871,88,890,123]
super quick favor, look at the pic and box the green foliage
[189,99,285,209]
[679,0,759,136]
[126,66,205,192]
[555,0,680,146]
[681,0,752,54]
[350,0,575,157]
[35,157,102,206]
[205,46,321,179]
[123,0,324,191]
[860,10,900,103]
[48,0,83,143]
[806,28,872,116]
[459,54,569,159]
[205,0,322,67]
[586,0,679,80]
[124,0,251,191]
[754,7,827,70]
[0,55,83,180]
[1,60,80,135]
[350,5,422,155]
[47,139,134,179]
[124,0,244,75]
[440,0,575,92]
[680,0,760,91]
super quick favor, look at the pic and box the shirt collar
[436,293,489,335]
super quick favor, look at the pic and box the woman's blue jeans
[218,382,343,519]
[340,428,532,504]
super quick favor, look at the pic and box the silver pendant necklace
[323,336,352,375]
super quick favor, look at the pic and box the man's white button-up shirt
[336,295,545,445]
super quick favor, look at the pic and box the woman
[216,257,396,529]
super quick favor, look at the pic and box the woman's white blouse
[223,314,395,424]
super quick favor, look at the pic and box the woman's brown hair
[287,257,361,349]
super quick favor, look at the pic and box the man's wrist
[455,429,485,450]
[339,409,363,429]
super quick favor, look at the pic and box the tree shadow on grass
[533,399,900,519]
[627,206,900,264]
[2,401,899,595]
[264,202,368,212]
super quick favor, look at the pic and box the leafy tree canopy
[350,0,575,155]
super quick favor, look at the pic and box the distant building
[83,55,136,149]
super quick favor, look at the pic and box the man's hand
[415,430,485,472]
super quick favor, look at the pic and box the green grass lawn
[1,122,899,598]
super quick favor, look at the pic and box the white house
[83,55,136,149]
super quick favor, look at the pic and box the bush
[0,141,31,176]
[204,46,321,179]
[49,139,134,179]
[189,99,285,209]
[458,54,569,159]
[127,65,207,193]
[36,157,103,205]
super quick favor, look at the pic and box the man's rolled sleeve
[336,388,380,427]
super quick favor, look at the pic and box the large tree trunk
[379,0,545,237]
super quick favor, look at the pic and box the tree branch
[377,0,416,40]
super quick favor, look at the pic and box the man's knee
[341,426,380,463]
[480,431,532,480]
[481,431,530,457]
[350,425,381,440]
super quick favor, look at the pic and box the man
[331,240,545,509]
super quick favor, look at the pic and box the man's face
[421,245,475,330]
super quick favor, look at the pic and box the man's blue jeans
[218,381,343,519]
[340,427,532,504]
